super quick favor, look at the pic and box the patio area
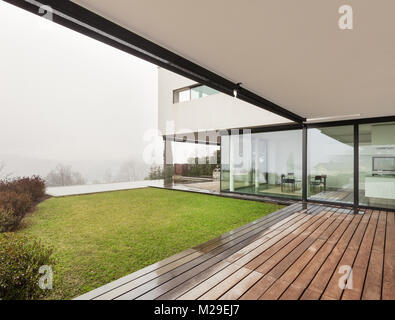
[75,202,394,300]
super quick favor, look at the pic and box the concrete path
[46,180,164,197]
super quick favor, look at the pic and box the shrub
[0,233,55,300]
[0,176,46,202]
[0,191,32,218]
[0,207,20,233]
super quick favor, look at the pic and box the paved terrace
[46,180,164,197]
[76,203,394,300]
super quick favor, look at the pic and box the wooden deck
[75,203,395,300]
[310,190,354,203]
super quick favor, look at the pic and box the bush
[0,208,20,233]
[0,233,55,300]
[0,191,32,218]
[0,176,45,232]
[0,176,46,202]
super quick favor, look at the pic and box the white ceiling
[72,0,395,121]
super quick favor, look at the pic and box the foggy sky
[0,2,158,180]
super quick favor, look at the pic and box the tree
[103,169,113,183]
[71,171,85,186]
[0,162,12,180]
[117,160,149,182]
[117,161,137,182]
[45,164,85,187]
[146,165,164,180]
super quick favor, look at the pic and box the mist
[0,2,159,184]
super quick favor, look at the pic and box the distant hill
[0,154,58,178]
[0,154,151,184]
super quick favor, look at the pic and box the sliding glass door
[221,121,395,210]
[307,126,354,204]
[221,129,302,199]
[359,122,395,209]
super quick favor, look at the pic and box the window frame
[173,84,219,104]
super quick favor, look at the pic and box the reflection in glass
[166,141,221,192]
[221,130,302,199]
[178,89,190,103]
[191,85,219,100]
[359,122,395,209]
[307,126,354,204]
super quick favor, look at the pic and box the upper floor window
[173,84,219,104]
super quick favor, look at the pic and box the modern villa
[160,67,395,212]
[5,0,394,301]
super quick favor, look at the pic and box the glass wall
[221,130,302,199]
[173,85,219,103]
[220,135,230,191]
[221,121,395,210]
[164,141,221,191]
[359,122,395,209]
[191,85,219,100]
[307,126,354,204]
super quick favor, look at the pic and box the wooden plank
[129,238,261,300]
[77,203,300,300]
[74,247,198,300]
[342,211,382,300]
[244,207,330,272]
[196,204,302,254]
[265,212,341,279]
[229,213,321,269]
[189,206,331,300]
[238,274,278,300]
[383,212,395,300]
[76,202,394,301]
[361,211,386,300]
[280,213,363,300]
[178,262,241,300]
[300,288,321,300]
[147,208,321,300]
[362,250,383,300]
[219,271,263,300]
[117,207,308,300]
[225,211,310,264]
[255,210,336,276]
[260,212,350,300]
[193,204,302,251]
[240,209,338,300]
[158,210,310,299]
[258,279,291,300]
[322,211,379,300]
[187,208,325,300]
[255,211,345,299]
[198,267,253,300]
[95,205,302,300]
[168,210,320,300]
[301,211,371,300]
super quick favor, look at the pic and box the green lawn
[19,187,284,299]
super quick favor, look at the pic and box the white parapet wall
[158,67,290,136]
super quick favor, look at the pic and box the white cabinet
[365,176,395,200]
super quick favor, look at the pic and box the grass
[19,187,284,299]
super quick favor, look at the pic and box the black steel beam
[2,0,305,124]
[219,123,303,136]
[306,115,395,128]
[354,124,359,213]
[302,125,308,202]
[218,114,395,135]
